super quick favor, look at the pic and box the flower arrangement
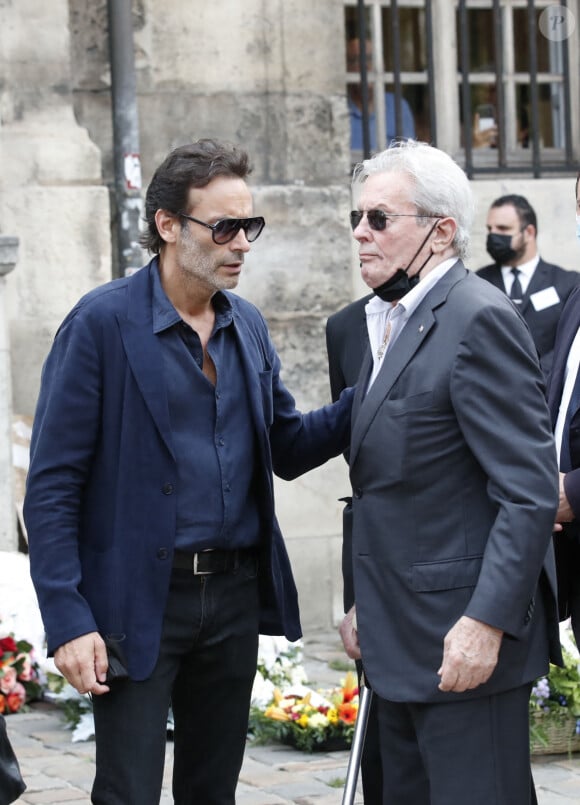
[529,639,580,754]
[249,671,359,753]
[0,632,45,714]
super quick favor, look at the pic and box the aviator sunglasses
[178,212,266,244]
[350,209,438,231]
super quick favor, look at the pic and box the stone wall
[0,0,111,414]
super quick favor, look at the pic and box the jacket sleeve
[451,303,559,638]
[245,309,354,480]
[23,308,102,653]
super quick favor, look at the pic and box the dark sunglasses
[178,213,265,244]
[350,209,435,232]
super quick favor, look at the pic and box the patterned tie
[510,268,523,305]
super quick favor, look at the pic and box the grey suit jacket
[350,261,561,703]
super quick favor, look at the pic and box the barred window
[344,0,579,177]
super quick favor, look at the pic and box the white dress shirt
[554,326,580,464]
[365,256,459,391]
[500,255,539,296]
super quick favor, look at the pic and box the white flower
[307,712,329,729]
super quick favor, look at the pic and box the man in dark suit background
[340,141,561,804]
[326,294,383,803]
[548,171,580,649]
[477,194,579,375]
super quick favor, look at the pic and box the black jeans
[91,554,260,805]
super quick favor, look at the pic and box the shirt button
[225,483,231,492]
[354,488,363,499]
[218,438,225,446]
[161,483,174,495]
[157,548,169,560]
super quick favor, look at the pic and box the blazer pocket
[387,390,434,416]
[411,555,483,592]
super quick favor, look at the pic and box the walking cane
[342,671,373,805]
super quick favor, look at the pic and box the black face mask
[486,233,518,265]
[373,219,441,303]
[373,268,421,302]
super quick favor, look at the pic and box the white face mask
[576,214,580,242]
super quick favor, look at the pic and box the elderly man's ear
[431,217,457,254]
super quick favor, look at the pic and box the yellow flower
[327,708,339,724]
[297,714,309,727]
[264,705,291,722]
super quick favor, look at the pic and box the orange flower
[341,671,359,704]
[6,689,24,713]
[0,693,5,714]
[338,702,358,724]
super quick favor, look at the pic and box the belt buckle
[193,551,213,575]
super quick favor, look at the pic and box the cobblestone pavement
[5,631,580,804]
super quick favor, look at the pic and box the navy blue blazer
[477,258,579,375]
[548,284,580,493]
[547,285,580,623]
[24,260,353,680]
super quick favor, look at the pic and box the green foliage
[530,648,580,751]
[328,658,355,673]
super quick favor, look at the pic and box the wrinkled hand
[555,471,574,528]
[54,632,110,696]
[339,605,361,660]
[438,616,502,693]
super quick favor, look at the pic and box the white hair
[351,140,475,260]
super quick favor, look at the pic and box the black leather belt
[172,548,255,575]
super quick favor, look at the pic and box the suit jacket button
[354,488,363,499]
[161,483,174,495]
[157,548,168,560]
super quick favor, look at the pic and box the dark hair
[140,138,251,254]
[490,194,537,236]
[576,172,579,199]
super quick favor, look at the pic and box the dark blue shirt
[152,266,261,551]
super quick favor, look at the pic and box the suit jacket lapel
[548,305,580,422]
[489,266,507,292]
[350,262,465,467]
[228,309,269,452]
[117,263,175,459]
[519,258,547,315]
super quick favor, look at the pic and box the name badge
[530,286,560,311]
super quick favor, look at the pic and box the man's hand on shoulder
[437,615,502,693]
[339,605,361,660]
[54,632,111,696]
